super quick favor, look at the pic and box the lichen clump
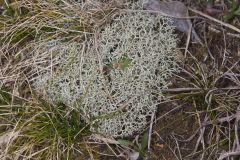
[31,11,178,137]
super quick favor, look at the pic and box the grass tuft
[0,89,92,159]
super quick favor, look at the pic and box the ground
[0,0,240,160]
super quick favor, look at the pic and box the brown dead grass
[1,0,240,160]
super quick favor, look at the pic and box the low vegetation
[0,0,240,159]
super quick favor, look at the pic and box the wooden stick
[189,8,240,33]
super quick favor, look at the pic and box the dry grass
[1,0,240,160]
[0,0,115,159]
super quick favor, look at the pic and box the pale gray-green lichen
[30,11,179,137]
[30,40,98,106]
[87,11,178,137]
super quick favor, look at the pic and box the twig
[148,110,155,150]
[184,23,192,57]
[218,151,240,160]
[161,88,201,92]
[189,8,240,33]
[208,26,240,38]
[171,134,183,160]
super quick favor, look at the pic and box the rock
[138,0,203,44]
